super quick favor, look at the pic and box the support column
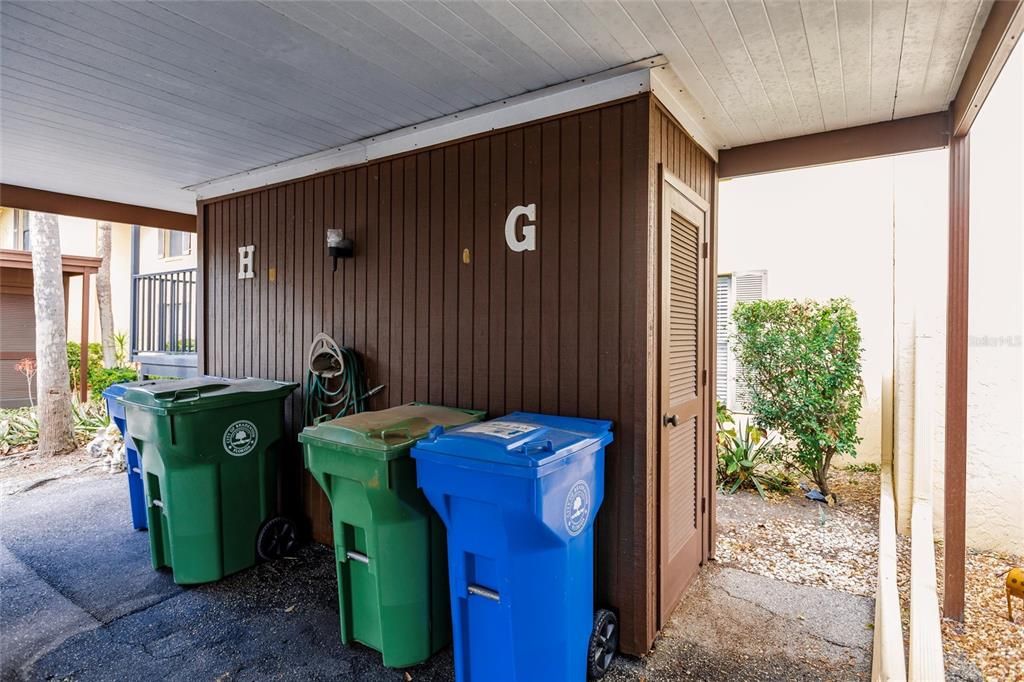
[944,134,969,621]
[79,272,90,403]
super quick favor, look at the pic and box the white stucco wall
[945,43,1023,555]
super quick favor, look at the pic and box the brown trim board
[0,184,196,232]
[718,112,950,179]
[944,135,970,622]
[952,0,1023,137]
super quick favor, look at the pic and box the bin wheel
[588,608,618,679]
[256,516,298,561]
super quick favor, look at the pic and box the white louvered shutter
[731,270,767,413]
[715,275,731,404]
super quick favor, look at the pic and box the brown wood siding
[647,100,718,644]
[198,94,715,655]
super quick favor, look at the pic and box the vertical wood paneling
[540,120,560,415]
[522,125,541,412]
[199,95,714,656]
[505,129,524,411]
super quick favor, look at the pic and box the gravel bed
[715,468,880,598]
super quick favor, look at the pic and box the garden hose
[302,333,382,426]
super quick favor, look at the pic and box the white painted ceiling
[0,0,992,214]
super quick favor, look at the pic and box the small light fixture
[327,228,354,271]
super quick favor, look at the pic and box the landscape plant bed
[896,537,1023,682]
[715,467,880,598]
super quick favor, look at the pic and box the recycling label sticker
[223,420,258,457]
[460,421,539,439]
[564,479,591,536]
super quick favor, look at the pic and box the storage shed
[197,90,715,654]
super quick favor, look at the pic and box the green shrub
[732,298,863,500]
[88,367,138,401]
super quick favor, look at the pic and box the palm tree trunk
[96,221,116,368]
[31,212,75,456]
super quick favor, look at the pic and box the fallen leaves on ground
[897,536,1024,682]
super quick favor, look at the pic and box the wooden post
[944,134,969,621]
[79,272,90,403]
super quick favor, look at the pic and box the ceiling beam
[0,184,195,232]
[717,112,950,179]
[951,0,1023,137]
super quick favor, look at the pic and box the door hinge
[702,368,708,386]
[701,497,706,514]
[702,242,709,259]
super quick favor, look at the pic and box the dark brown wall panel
[199,95,715,655]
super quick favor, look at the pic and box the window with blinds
[716,270,766,413]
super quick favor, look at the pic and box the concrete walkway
[1,473,873,681]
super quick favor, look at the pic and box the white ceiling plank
[923,0,989,107]
[0,67,290,167]
[583,1,659,63]
[619,0,748,144]
[439,0,568,82]
[655,0,769,143]
[508,0,612,72]
[943,0,992,105]
[1,94,266,172]
[893,0,945,118]
[285,1,510,106]
[158,1,456,122]
[869,0,910,121]
[835,0,874,128]
[31,1,385,140]
[760,0,827,135]
[107,1,414,132]
[0,120,212,184]
[389,0,540,93]
[546,1,634,67]
[472,0,589,78]
[0,45,317,160]
[795,0,848,130]
[690,0,785,140]
[0,6,361,150]
[723,0,805,138]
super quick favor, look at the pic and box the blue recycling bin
[412,413,615,682]
[102,382,149,530]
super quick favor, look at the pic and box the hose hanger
[303,333,382,426]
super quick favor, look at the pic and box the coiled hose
[302,333,381,426]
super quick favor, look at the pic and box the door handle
[663,414,679,427]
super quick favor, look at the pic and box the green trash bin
[119,376,298,585]
[299,403,485,668]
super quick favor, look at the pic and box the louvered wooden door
[659,169,709,622]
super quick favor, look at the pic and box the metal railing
[131,268,197,355]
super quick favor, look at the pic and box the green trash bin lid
[298,402,485,460]
[118,376,298,414]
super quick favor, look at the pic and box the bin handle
[468,584,500,602]
[171,388,202,402]
[517,440,554,456]
[313,413,333,425]
[377,426,412,441]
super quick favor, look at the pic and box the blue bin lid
[413,412,612,470]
